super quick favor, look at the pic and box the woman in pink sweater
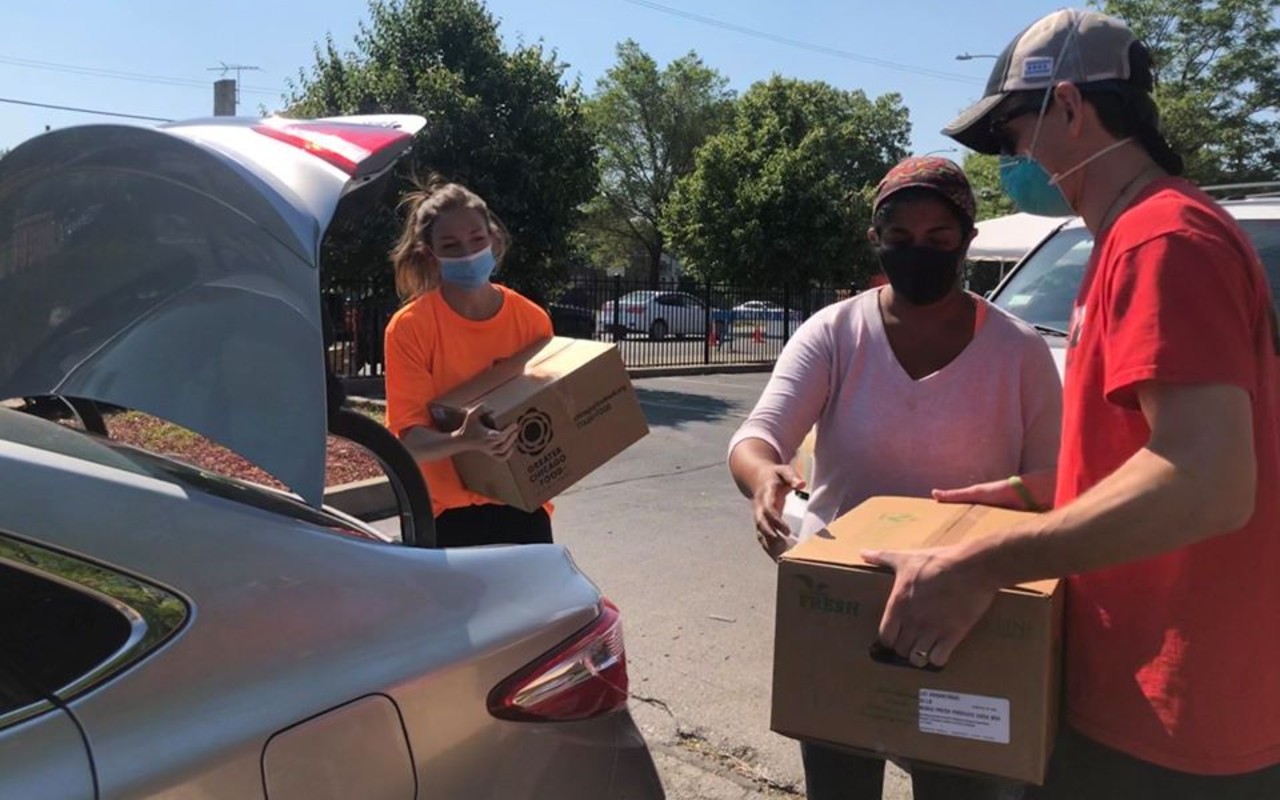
[728,157,1061,800]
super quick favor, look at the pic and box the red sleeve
[1102,231,1259,409]
[384,310,438,437]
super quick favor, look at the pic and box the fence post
[611,274,622,341]
[783,282,792,343]
[703,275,714,365]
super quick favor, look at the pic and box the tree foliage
[664,77,910,287]
[1097,0,1280,184]
[285,0,598,295]
[963,152,1017,221]
[580,41,734,285]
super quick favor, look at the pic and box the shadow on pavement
[635,387,736,429]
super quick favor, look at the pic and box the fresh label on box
[918,690,1010,744]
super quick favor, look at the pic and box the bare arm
[867,381,1256,665]
[969,382,1255,581]
[730,438,806,560]
[728,314,832,558]
[398,405,519,465]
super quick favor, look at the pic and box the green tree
[582,41,734,286]
[963,152,1017,220]
[664,76,910,288]
[1097,0,1280,184]
[285,0,598,296]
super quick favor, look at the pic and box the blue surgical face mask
[999,155,1074,217]
[437,246,496,288]
[1000,135,1137,218]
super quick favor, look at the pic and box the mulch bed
[102,408,388,490]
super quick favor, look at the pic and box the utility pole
[208,62,261,116]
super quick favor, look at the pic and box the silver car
[0,114,664,799]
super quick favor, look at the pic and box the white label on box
[918,690,1010,744]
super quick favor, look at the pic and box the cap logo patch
[1023,57,1054,80]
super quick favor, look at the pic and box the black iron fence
[321,275,849,377]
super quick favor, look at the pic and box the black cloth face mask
[876,244,964,306]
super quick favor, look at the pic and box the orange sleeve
[513,290,553,340]
[384,309,438,437]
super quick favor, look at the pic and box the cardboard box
[430,337,649,512]
[772,497,1062,784]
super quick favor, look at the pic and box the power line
[620,0,981,86]
[0,96,173,122]
[0,55,282,96]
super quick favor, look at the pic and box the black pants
[434,504,553,548]
[1025,726,1280,800]
[801,742,1019,800]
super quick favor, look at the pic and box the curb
[323,476,398,521]
[626,363,773,379]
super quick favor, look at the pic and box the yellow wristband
[1007,475,1042,512]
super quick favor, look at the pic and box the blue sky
[0,0,1072,156]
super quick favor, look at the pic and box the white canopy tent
[969,212,1070,262]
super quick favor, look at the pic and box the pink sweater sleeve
[1019,337,1063,475]
[728,313,834,463]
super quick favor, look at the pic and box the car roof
[0,115,424,507]
[1056,193,1280,231]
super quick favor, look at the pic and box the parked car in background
[548,301,596,338]
[522,290,596,340]
[597,289,718,340]
[780,188,1280,536]
[989,190,1280,377]
[0,114,663,799]
[730,300,804,340]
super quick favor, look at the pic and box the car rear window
[0,533,186,727]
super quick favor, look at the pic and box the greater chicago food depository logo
[516,408,555,456]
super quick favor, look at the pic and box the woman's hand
[750,463,806,560]
[453,405,519,461]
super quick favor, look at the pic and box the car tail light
[487,599,629,722]
[252,120,414,177]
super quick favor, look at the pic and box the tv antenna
[207,62,262,104]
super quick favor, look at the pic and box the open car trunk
[0,115,424,507]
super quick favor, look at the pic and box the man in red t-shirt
[860,9,1280,797]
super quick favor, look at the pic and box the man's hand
[861,545,999,667]
[931,480,1024,510]
[751,464,805,560]
[933,468,1057,511]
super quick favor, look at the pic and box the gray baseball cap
[944,9,1139,154]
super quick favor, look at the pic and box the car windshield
[993,219,1280,331]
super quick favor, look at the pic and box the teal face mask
[1000,133,1137,218]
[999,155,1074,217]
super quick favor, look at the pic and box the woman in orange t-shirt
[383,176,554,547]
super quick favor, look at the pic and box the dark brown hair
[390,174,510,301]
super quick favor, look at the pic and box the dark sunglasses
[989,96,1053,156]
